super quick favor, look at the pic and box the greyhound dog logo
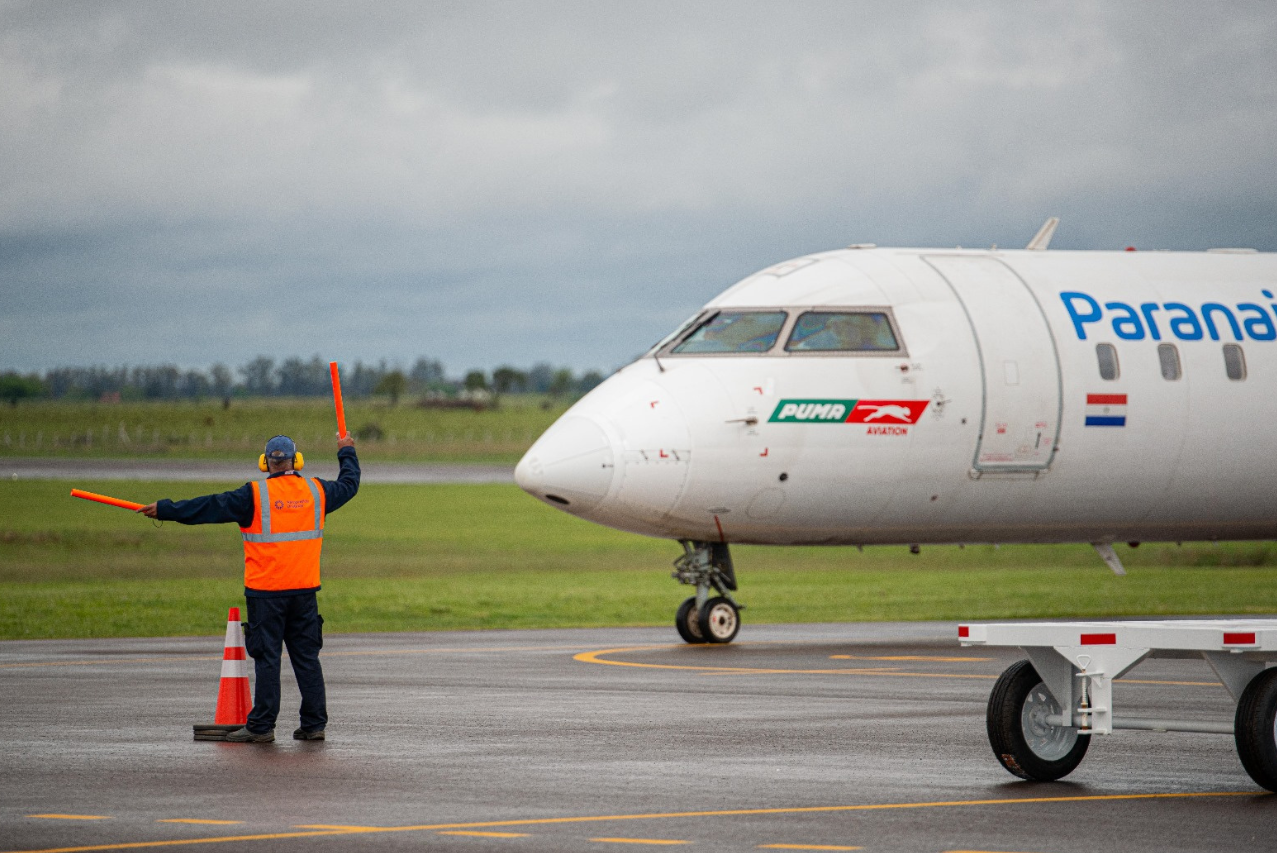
[859,404,915,423]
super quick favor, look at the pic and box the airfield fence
[0,398,566,462]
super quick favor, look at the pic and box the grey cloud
[1,1,1275,372]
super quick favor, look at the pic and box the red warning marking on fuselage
[659,449,669,458]
[650,401,659,408]
[753,386,764,394]
[759,447,769,457]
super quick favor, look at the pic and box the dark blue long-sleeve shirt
[155,447,360,595]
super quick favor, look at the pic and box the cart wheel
[1235,667,1277,792]
[675,597,703,644]
[696,596,740,644]
[987,659,1090,781]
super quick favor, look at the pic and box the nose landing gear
[672,540,743,644]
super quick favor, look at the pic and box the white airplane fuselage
[516,247,1277,548]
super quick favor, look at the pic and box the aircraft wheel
[697,596,740,644]
[986,659,1089,781]
[1235,667,1277,792]
[675,597,704,644]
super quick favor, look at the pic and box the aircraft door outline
[923,255,1064,474]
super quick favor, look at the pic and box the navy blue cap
[264,435,297,460]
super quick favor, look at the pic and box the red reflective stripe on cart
[1223,632,1256,645]
[958,626,970,638]
[1080,633,1117,645]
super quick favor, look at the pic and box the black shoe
[293,727,325,741]
[225,727,274,743]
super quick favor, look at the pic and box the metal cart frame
[959,619,1277,790]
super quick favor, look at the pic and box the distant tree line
[0,356,606,405]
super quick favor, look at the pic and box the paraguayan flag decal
[1085,393,1127,427]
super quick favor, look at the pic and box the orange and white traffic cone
[193,607,253,741]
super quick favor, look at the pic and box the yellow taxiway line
[0,643,653,671]
[575,646,1003,679]
[573,646,1223,687]
[7,792,1261,853]
[6,641,1218,689]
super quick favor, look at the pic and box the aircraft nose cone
[515,415,616,513]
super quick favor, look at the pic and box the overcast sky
[2,1,1275,375]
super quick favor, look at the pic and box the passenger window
[670,311,788,354]
[1158,343,1181,380]
[785,311,900,352]
[1095,343,1119,380]
[1223,344,1247,381]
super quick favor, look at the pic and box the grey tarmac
[1,622,1272,853]
[3,457,513,484]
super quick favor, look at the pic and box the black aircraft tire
[675,597,703,644]
[697,596,740,644]
[986,659,1090,782]
[1235,667,1277,792]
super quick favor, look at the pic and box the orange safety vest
[239,474,326,591]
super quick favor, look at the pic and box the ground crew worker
[140,433,359,743]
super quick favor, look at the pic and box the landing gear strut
[672,540,743,644]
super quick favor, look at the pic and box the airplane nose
[515,415,616,513]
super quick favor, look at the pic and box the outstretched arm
[140,483,255,526]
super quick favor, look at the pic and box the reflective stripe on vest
[241,477,324,544]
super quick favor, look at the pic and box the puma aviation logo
[769,399,929,425]
[859,404,915,422]
[846,400,929,425]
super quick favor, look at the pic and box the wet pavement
[1,622,1272,853]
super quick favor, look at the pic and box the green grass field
[0,396,569,463]
[3,479,1276,640]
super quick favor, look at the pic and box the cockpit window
[670,311,788,354]
[646,311,707,356]
[785,311,899,352]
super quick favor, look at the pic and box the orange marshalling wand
[329,361,347,439]
[70,489,145,512]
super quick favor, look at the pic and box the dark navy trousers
[244,593,326,733]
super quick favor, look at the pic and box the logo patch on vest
[274,499,309,510]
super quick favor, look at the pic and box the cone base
[193,724,243,742]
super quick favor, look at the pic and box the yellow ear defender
[258,452,304,472]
